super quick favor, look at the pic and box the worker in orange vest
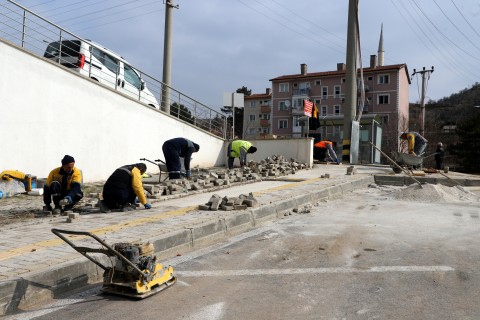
[314,140,340,164]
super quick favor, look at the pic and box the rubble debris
[200,192,259,211]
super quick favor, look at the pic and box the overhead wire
[267,0,346,44]
[432,0,480,52]
[253,0,344,50]
[236,0,344,55]
[449,0,480,39]
[64,0,162,28]
[409,0,480,63]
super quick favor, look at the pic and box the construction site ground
[0,164,479,316]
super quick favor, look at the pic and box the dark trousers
[162,144,182,179]
[43,181,83,208]
[103,187,136,209]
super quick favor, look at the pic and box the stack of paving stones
[72,155,308,212]
[199,192,258,211]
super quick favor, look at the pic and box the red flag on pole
[304,99,313,117]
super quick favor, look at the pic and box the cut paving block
[234,204,248,210]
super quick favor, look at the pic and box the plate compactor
[51,229,176,298]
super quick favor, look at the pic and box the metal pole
[21,9,26,48]
[162,0,178,113]
[342,0,358,163]
[232,93,235,139]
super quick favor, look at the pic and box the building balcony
[292,88,310,96]
[291,107,305,116]
[260,119,270,127]
[260,105,271,113]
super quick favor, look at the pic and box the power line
[449,0,480,39]
[236,0,344,55]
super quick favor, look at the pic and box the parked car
[43,39,159,109]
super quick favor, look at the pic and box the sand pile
[389,184,480,203]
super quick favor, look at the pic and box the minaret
[378,23,384,66]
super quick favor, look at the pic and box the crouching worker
[162,137,200,179]
[227,140,257,169]
[314,140,340,164]
[43,155,83,214]
[101,163,152,212]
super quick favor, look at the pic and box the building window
[293,98,303,110]
[279,119,288,129]
[260,113,270,120]
[341,78,346,83]
[279,83,289,92]
[378,94,390,104]
[250,101,256,107]
[334,125,341,134]
[321,105,327,116]
[378,74,390,84]
[279,101,289,111]
[315,80,321,86]
[367,76,373,81]
[334,105,341,115]
[249,114,256,121]
[248,128,255,135]
[263,128,270,134]
[334,85,341,98]
[322,86,328,99]
[293,116,302,127]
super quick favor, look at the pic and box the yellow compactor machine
[52,228,176,298]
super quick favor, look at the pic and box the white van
[43,39,159,109]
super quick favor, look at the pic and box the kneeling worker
[162,137,200,179]
[43,155,83,214]
[227,140,257,169]
[101,163,152,212]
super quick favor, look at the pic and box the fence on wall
[0,0,227,139]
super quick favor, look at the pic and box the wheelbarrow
[390,152,424,173]
[140,158,185,182]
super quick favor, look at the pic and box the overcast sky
[14,0,480,108]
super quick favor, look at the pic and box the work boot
[43,204,53,213]
[52,207,62,216]
[98,200,111,213]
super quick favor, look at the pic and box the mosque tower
[378,23,384,66]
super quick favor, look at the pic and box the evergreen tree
[451,111,480,173]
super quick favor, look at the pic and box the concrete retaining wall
[0,39,224,182]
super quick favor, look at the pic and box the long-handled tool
[369,141,423,188]
[140,158,169,182]
[51,228,176,298]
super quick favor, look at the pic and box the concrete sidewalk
[0,164,478,315]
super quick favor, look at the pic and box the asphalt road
[6,185,480,320]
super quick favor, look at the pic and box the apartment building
[243,88,272,140]
[268,58,410,161]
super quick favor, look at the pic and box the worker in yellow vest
[227,140,257,169]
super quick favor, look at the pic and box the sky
[11,0,480,109]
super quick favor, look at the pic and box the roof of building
[245,93,272,100]
[269,63,410,84]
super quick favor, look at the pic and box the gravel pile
[389,184,479,203]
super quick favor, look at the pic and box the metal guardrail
[0,0,227,139]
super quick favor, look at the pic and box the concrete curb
[0,175,374,315]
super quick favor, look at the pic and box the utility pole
[411,66,434,137]
[162,0,179,113]
[342,0,358,163]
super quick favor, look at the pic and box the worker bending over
[314,140,340,164]
[43,155,83,214]
[162,137,200,179]
[101,163,151,212]
[227,140,257,169]
[400,132,428,156]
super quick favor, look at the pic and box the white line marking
[177,266,454,277]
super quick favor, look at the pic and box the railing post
[21,10,26,48]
